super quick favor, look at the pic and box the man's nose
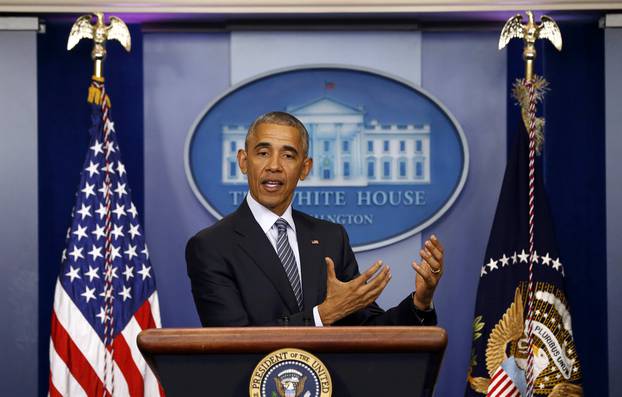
[266,155,282,171]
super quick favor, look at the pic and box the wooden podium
[138,326,447,397]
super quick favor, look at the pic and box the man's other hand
[318,257,391,325]
[411,234,444,310]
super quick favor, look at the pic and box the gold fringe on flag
[512,76,548,153]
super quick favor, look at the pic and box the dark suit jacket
[186,200,437,326]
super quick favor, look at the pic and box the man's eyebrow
[281,145,299,155]
[253,142,272,150]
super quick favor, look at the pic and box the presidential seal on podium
[249,348,332,397]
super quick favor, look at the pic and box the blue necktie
[275,218,303,310]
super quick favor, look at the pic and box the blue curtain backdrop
[37,22,144,396]
[507,20,607,396]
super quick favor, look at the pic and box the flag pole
[466,14,580,397]
[66,13,131,396]
[50,13,162,397]
[498,10,563,397]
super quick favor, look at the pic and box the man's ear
[300,157,313,181]
[237,149,248,175]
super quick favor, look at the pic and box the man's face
[238,122,312,216]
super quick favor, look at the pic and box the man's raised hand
[411,234,444,310]
[318,257,391,325]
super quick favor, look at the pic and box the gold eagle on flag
[468,287,582,396]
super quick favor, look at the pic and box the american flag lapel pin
[311,239,320,245]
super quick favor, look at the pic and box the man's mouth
[261,179,284,191]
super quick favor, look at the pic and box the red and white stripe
[49,280,164,396]
[487,366,521,397]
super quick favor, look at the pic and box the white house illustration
[221,97,431,186]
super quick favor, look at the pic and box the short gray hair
[246,111,310,156]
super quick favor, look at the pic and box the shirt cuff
[312,305,324,327]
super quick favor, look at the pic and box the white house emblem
[186,66,468,251]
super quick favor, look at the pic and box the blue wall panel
[143,33,231,327]
[605,25,622,397]
[0,29,39,397]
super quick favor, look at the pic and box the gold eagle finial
[67,12,131,79]
[499,10,562,81]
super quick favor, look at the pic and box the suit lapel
[233,201,299,314]
[293,211,325,310]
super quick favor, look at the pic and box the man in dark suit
[186,112,444,327]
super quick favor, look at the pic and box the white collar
[246,192,296,234]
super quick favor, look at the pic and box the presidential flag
[49,78,163,396]
[465,86,582,396]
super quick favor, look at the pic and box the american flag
[49,78,163,396]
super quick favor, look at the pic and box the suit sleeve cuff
[409,293,437,325]
[312,305,324,327]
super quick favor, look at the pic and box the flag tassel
[88,76,111,107]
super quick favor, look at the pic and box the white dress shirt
[246,193,323,326]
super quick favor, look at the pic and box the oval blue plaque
[185,66,468,251]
